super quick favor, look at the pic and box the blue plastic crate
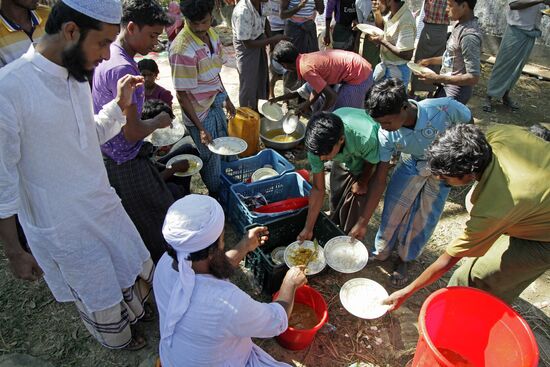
[228,172,312,233]
[219,149,294,208]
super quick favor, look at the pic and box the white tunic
[154,254,291,367]
[0,46,150,313]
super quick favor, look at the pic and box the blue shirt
[378,97,471,162]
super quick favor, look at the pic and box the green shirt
[308,108,380,176]
[446,125,550,258]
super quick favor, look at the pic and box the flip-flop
[502,96,520,111]
[124,335,147,351]
[140,302,157,322]
[390,260,409,288]
[482,97,494,113]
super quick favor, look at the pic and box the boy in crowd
[364,79,472,287]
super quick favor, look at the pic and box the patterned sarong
[373,155,450,262]
[104,143,174,263]
[188,92,228,196]
[74,258,154,349]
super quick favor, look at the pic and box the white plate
[407,61,436,75]
[355,24,384,37]
[146,117,186,147]
[258,99,285,121]
[340,278,390,319]
[251,167,279,182]
[207,137,248,156]
[284,240,326,275]
[324,236,368,273]
[166,154,203,177]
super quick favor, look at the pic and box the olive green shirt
[308,108,380,176]
[447,125,550,257]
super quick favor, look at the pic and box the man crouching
[154,194,307,367]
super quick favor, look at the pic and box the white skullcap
[62,0,122,24]
[161,194,225,345]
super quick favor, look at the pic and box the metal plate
[284,240,326,275]
[340,278,390,319]
[207,137,248,156]
[258,99,285,121]
[355,24,384,37]
[166,154,203,177]
[324,236,368,273]
[407,61,436,75]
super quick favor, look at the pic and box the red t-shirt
[296,50,372,93]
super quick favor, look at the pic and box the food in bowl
[288,246,317,266]
[271,134,296,143]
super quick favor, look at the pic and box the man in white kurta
[154,195,306,367]
[0,0,153,350]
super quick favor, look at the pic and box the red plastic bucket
[412,287,539,367]
[273,285,328,350]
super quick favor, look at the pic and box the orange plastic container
[411,287,539,367]
[272,285,328,350]
[228,107,260,157]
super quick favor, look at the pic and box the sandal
[124,334,147,351]
[502,94,520,111]
[390,259,409,288]
[482,96,493,113]
[140,302,157,322]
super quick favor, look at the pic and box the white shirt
[154,254,291,367]
[0,46,151,312]
[507,1,545,31]
[232,0,267,41]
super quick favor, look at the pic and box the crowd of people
[0,0,549,366]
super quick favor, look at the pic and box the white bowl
[251,167,279,182]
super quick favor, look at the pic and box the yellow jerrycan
[228,107,260,157]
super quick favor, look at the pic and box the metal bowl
[260,116,306,150]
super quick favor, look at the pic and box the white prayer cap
[62,0,122,24]
[161,194,225,345]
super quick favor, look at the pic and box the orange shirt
[296,50,372,93]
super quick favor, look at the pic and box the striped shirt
[0,5,50,68]
[287,0,317,23]
[170,26,225,126]
[380,3,416,65]
[423,0,449,25]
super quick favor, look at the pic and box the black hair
[122,0,172,27]
[455,0,477,10]
[272,41,299,65]
[165,239,219,269]
[180,0,215,22]
[142,99,175,120]
[529,124,550,142]
[138,58,160,74]
[365,78,407,119]
[45,1,103,36]
[427,124,492,178]
[304,112,344,156]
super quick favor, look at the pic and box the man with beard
[0,0,50,67]
[0,0,154,350]
[92,0,174,264]
[154,195,307,367]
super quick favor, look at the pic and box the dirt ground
[1,30,549,367]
